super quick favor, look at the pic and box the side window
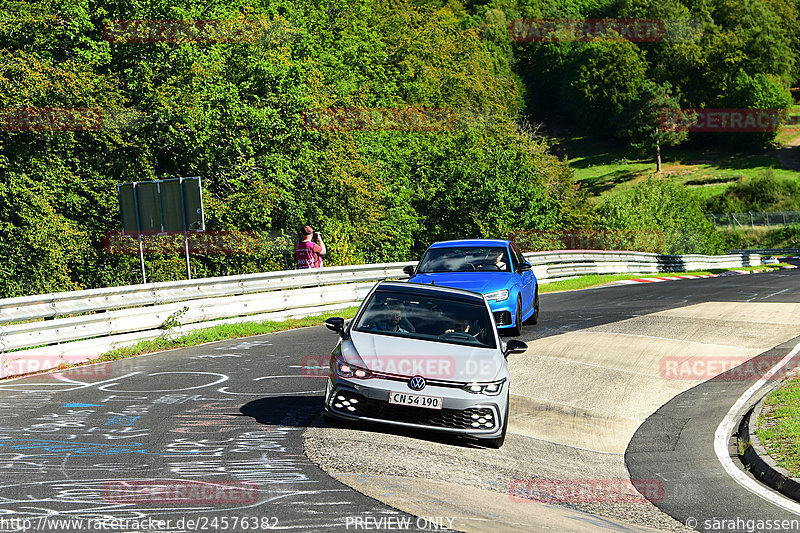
[507,246,518,272]
[510,243,525,270]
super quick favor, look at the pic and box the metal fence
[708,212,800,228]
[0,251,763,380]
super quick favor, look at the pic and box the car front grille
[493,310,512,326]
[329,390,497,431]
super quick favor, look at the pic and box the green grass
[562,135,800,203]
[755,377,800,477]
[539,264,792,293]
[97,306,360,360]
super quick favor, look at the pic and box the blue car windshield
[417,246,510,273]
[353,291,497,349]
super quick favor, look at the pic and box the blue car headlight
[485,289,509,302]
[463,378,506,396]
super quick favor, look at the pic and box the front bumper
[324,377,506,438]
[490,301,516,329]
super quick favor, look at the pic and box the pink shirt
[296,241,323,268]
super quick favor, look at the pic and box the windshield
[353,290,496,349]
[417,246,510,273]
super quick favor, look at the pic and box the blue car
[404,239,538,336]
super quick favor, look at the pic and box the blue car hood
[408,272,514,295]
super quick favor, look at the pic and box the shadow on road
[241,394,490,448]
[240,395,324,427]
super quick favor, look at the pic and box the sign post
[117,177,205,282]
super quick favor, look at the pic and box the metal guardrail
[708,212,800,228]
[0,251,764,375]
[728,248,800,255]
[527,251,762,282]
[0,262,413,324]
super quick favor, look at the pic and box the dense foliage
[1,0,797,297]
[0,0,590,296]
[511,0,797,151]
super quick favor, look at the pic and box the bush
[597,180,724,254]
[706,171,800,213]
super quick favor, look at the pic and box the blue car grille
[329,390,497,430]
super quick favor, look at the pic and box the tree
[620,81,687,172]
[721,70,793,148]
[560,40,648,131]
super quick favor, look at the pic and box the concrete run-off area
[303,283,800,532]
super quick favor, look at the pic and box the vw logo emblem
[408,376,426,391]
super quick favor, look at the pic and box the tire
[484,399,509,449]
[524,289,539,325]
[508,296,522,336]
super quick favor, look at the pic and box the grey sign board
[117,177,205,234]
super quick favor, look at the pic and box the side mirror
[324,317,346,336]
[518,262,532,273]
[504,339,528,357]
[403,265,416,277]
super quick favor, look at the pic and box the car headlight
[485,289,509,302]
[334,357,372,379]
[463,378,506,396]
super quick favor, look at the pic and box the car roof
[427,239,510,248]
[375,280,486,304]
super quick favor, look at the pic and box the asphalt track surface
[626,267,800,532]
[0,262,798,532]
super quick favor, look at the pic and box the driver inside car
[477,251,507,271]
[443,316,472,334]
[371,301,410,333]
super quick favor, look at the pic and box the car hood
[408,272,513,295]
[343,330,504,382]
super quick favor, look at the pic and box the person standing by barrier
[296,225,326,268]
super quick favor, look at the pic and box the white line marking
[714,339,800,515]
[761,288,791,300]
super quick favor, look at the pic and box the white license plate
[389,392,442,410]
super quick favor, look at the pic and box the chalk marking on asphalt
[0,372,142,392]
[714,338,800,516]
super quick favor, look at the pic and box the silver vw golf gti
[323,281,527,448]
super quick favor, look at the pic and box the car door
[510,243,534,316]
